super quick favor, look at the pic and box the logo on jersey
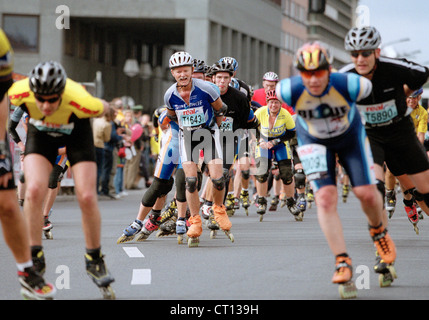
[298,104,347,119]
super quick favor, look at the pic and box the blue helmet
[218,57,238,71]
[409,88,423,98]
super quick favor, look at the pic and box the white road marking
[131,269,152,285]
[122,246,145,258]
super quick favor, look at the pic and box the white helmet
[169,51,194,69]
[262,71,279,82]
[344,26,381,51]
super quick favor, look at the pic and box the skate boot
[234,197,240,210]
[296,193,307,212]
[201,203,212,227]
[369,223,396,270]
[117,219,143,244]
[404,203,419,235]
[256,196,268,221]
[136,211,162,241]
[43,216,53,240]
[342,184,350,203]
[415,202,424,220]
[156,216,177,237]
[332,255,357,299]
[305,185,314,209]
[269,195,279,211]
[156,204,178,237]
[385,190,396,219]
[287,197,303,221]
[207,209,219,239]
[187,215,203,247]
[18,267,56,300]
[176,218,187,244]
[374,251,397,287]
[31,246,46,276]
[225,193,235,216]
[240,190,250,216]
[85,252,115,299]
[212,204,234,242]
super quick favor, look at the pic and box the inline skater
[342,26,429,260]
[253,90,299,221]
[0,28,55,300]
[205,60,258,235]
[277,41,396,298]
[8,60,115,299]
[165,51,233,247]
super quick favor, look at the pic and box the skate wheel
[225,231,234,243]
[378,273,394,287]
[177,234,184,244]
[244,208,249,216]
[100,285,116,300]
[338,281,357,299]
[187,237,199,247]
[259,214,263,222]
[388,210,394,219]
[414,225,419,235]
[210,230,217,239]
[44,231,53,240]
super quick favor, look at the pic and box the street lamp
[123,59,140,77]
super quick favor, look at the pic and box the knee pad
[415,189,429,207]
[294,169,306,189]
[211,176,225,191]
[412,189,424,202]
[141,177,174,207]
[48,164,64,189]
[175,169,186,202]
[185,176,198,193]
[278,160,293,185]
[241,169,250,180]
[255,173,269,183]
[222,168,230,181]
[403,188,415,199]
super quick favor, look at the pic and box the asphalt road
[1,183,428,304]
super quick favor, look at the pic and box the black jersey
[340,57,429,133]
[219,86,251,132]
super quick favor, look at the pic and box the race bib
[359,99,398,125]
[219,116,233,131]
[177,107,205,127]
[296,143,328,181]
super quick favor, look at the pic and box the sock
[17,260,33,272]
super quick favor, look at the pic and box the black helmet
[29,61,67,95]
[211,61,234,76]
[193,59,206,73]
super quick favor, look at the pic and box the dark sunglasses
[35,95,61,103]
[351,50,374,58]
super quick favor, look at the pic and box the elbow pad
[214,103,228,117]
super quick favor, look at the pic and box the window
[3,14,39,52]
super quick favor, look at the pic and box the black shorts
[25,118,96,166]
[0,77,13,97]
[0,132,16,190]
[368,118,429,176]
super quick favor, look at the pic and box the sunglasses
[300,69,328,79]
[35,95,61,103]
[351,50,374,58]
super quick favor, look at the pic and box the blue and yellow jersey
[8,78,104,135]
[0,28,13,78]
[254,106,295,140]
[276,72,372,139]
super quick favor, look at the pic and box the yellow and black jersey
[0,28,13,79]
[9,78,104,135]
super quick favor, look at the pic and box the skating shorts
[296,113,376,192]
[179,127,222,164]
[367,117,429,176]
[25,118,96,166]
[154,126,180,180]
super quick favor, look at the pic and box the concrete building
[1,0,285,112]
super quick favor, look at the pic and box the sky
[357,0,429,66]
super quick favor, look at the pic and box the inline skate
[18,267,56,300]
[385,190,396,218]
[85,252,115,299]
[116,219,143,244]
[332,255,357,299]
[43,216,53,240]
[176,218,187,244]
[404,203,419,235]
[257,196,267,221]
[269,195,279,211]
[240,189,250,216]
[286,197,303,221]
[212,204,234,242]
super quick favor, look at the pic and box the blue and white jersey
[276,72,372,140]
[164,78,220,130]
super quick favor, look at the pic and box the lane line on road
[131,269,152,285]
[122,246,145,258]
